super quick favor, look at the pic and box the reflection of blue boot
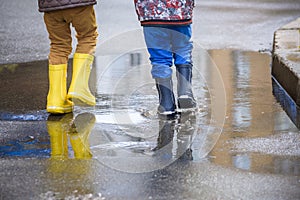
[152,119,176,159]
[177,112,196,161]
[155,78,177,119]
[176,64,197,111]
[154,120,176,150]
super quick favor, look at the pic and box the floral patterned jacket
[134,0,194,26]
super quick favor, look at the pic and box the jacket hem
[39,2,96,12]
[140,19,192,26]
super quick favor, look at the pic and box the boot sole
[67,92,96,106]
[47,106,73,114]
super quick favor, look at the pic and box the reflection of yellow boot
[67,53,96,106]
[47,114,74,159]
[70,113,96,159]
[47,64,73,114]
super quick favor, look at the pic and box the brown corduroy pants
[44,6,98,65]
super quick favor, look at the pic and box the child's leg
[44,12,73,113]
[143,26,173,79]
[66,6,98,106]
[171,25,193,66]
[170,25,197,110]
[143,27,176,118]
[71,5,98,55]
[43,10,72,65]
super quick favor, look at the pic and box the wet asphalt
[1,0,300,200]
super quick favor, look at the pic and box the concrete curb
[272,18,300,105]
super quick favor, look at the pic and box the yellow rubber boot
[69,113,96,159]
[47,114,74,159]
[67,53,96,106]
[47,64,73,114]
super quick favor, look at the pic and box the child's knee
[151,65,173,79]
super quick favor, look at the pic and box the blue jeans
[143,25,193,79]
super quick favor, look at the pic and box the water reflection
[44,113,97,198]
[0,49,299,176]
[0,134,49,158]
[89,108,198,173]
[89,49,300,175]
[207,50,300,176]
[0,61,48,113]
[232,51,251,130]
[153,113,196,162]
[230,152,300,175]
[47,112,95,159]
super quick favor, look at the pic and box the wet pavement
[0,49,300,199]
[1,0,300,199]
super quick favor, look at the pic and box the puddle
[205,50,300,176]
[0,49,299,176]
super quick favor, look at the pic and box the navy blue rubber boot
[155,78,177,119]
[176,64,197,111]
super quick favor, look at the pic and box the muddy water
[0,49,299,176]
